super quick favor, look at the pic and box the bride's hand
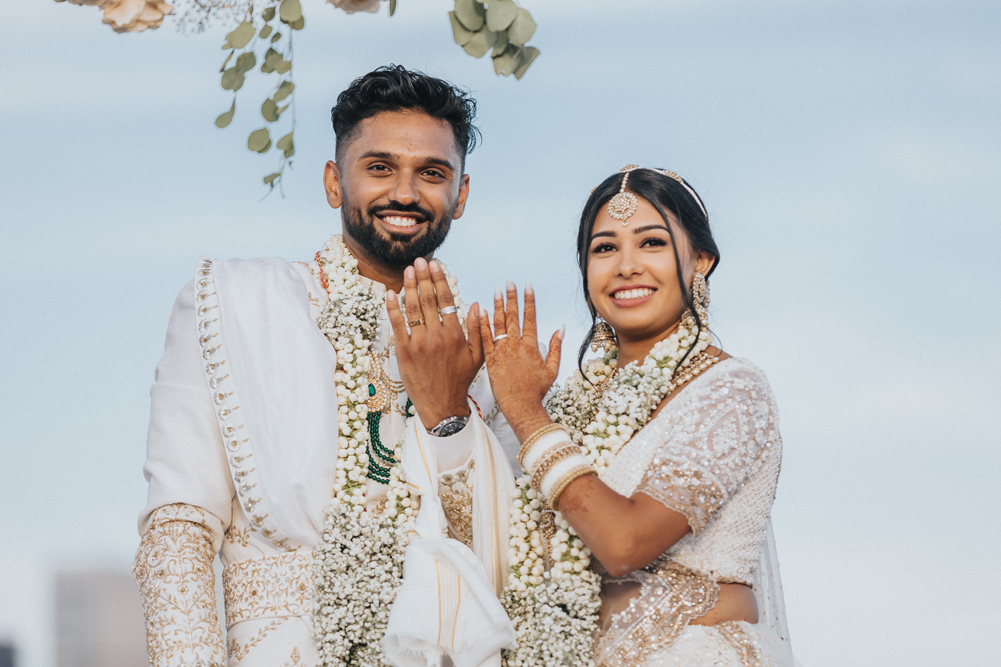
[478,281,563,440]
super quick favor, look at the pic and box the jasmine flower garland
[312,235,426,667]
[501,315,712,667]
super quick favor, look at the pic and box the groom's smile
[323,109,471,270]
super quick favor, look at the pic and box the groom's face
[324,110,470,267]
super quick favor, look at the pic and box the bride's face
[587,196,708,345]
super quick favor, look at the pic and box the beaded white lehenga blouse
[595,358,797,667]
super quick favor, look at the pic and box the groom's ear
[451,173,471,220]
[323,160,343,209]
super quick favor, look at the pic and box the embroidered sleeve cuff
[133,503,226,667]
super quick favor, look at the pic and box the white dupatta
[384,417,517,667]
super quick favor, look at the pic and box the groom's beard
[342,196,454,267]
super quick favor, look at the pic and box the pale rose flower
[65,0,173,33]
[326,0,383,14]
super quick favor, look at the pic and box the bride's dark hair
[575,169,720,373]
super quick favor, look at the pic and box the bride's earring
[681,272,710,331]
[590,319,618,352]
[691,272,710,324]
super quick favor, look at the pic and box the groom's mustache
[369,201,436,224]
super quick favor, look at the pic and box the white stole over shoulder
[383,416,516,667]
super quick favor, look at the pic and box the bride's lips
[609,285,657,307]
[376,212,426,235]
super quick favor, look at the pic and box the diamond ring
[439,306,459,316]
[493,334,508,342]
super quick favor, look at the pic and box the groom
[134,65,518,667]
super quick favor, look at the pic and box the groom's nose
[388,172,419,206]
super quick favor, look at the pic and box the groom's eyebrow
[358,150,455,172]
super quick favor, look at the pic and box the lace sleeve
[133,503,226,667]
[636,364,780,534]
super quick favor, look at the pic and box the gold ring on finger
[409,318,425,328]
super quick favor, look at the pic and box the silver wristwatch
[429,414,470,437]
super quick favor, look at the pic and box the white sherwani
[134,255,520,667]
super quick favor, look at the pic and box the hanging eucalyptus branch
[57,0,540,193]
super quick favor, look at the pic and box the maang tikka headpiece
[602,164,709,225]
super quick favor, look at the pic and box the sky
[1,0,999,665]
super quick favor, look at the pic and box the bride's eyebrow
[590,231,617,241]
[631,224,671,234]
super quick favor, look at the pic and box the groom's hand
[386,257,484,430]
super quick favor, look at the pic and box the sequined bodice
[601,358,782,585]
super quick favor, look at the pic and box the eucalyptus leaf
[261,98,280,122]
[235,51,257,73]
[492,50,516,76]
[262,6,276,21]
[507,8,536,46]
[274,59,292,74]
[261,48,282,73]
[273,80,295,102]
[225,21,256,49]
[389,0,397,16]
[271,32,282,43]
[485,0,518,32]
[277,132,295,158]
[264,172,281,186]
[513,46,539,80]
[221,67,246,91]
[453,0,484,31]
[248,127,271,153]
[220,49,234,73]
[279,0,302,24]
[260,24,272,39]
[492,38,509,58]
[461,27,496,58]
[289,15,304,30]
[215,100,235,128]
[448,11,474,46]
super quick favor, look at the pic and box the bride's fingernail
[559,325,566,339]
[495,287,503,300]
[387,290,397,302]
[507,279,516,291]
[525,281,533,294]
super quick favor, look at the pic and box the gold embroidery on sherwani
[227,617,288,662]
[222,551,314,628]
[280,647,303,666]
[717,621,765,667]
[439,462,474,546]
[596,560,719,667]
[226,525,250,548]
[133,503,225,667]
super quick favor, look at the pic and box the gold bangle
[529,443,581,491]
[547,464,596,510]
[517,423,568,466]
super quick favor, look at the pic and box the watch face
[436,420,468,437]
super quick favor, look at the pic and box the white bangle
[521,429,573,472]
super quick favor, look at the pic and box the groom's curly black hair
[331,64,480,170]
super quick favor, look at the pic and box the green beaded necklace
[365,384,412,484]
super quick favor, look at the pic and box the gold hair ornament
[602,165,708,224]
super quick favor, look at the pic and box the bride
[477,166,798,666]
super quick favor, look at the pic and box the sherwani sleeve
[134,280,234,667]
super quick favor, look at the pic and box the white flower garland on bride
[501,313,715,667]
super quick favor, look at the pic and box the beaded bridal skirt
[641,620,791,667]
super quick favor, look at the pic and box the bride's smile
[586,196,715,366]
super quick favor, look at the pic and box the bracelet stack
[517,424,595,508]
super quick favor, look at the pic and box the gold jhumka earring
[681,272,710,331]
[590,320,618,352]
